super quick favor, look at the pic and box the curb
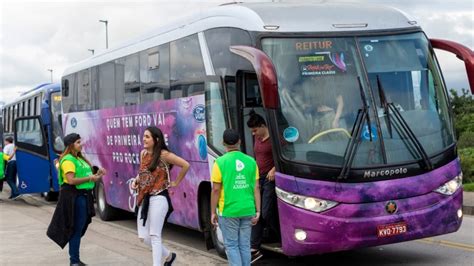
[462,205,474,216]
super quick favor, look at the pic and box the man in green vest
[0,151,13,193]
[0,151,5,192]
[210,128,261,266]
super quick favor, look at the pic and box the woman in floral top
[131,126,189,266]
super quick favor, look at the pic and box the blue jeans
[218,216,252,266]
[5,161,19,197]
[69,195,87,264]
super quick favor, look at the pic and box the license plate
[377,222,407,238]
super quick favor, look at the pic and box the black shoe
[251,250,263,264]
[164,252,176,266]
[70,261,86,266]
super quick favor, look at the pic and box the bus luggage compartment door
[14,116,51,194]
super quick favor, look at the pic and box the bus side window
[204,27,253,78]
[62,75,77,113]
[77,69,92,111]
[140,43,170,102]
[170,85,183,99]
[186,83,205,96]
[98,62,116,109]
[170,34,205,97]
[205,81,228,154]
[116,53,140,106]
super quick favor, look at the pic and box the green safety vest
[59,154,94,190]
[0,152,4,180]
[215,151,258,217]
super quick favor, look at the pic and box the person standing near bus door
[247,113,280,263]
[211,128,261,266]
[0,150,14,194]
[3,137,20,199]
[131,126,190,266]
[0,150,4,193]
[47,133,106,266]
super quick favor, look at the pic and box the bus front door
[14,116,51,194]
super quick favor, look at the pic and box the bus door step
[261,243,283,254]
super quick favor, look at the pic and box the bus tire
[96,181,120,221]
[200,193,227,259]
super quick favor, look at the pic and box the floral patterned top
[136,151,170,207]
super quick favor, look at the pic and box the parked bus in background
[0,107,4,150]
[2,83,63,201]
[60,2,473,257]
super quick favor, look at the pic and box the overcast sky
[0,0,472,105]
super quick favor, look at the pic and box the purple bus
[60,2,473,257]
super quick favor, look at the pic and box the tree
[449,89,474,141]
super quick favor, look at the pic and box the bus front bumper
[277,189,463,256]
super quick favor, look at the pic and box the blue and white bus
[2,83,63,200]
[59,2,472,257]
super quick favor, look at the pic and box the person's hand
[267,168,276,181]
[91,174,102,182]
[251,212,260,225]
[131,178,138,190]
[170,181,178,188]
[97,168,107,176]
[211,213,218,228]
[332,119,339,128]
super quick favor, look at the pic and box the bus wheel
[200,194,227,259]
[96,181,120,221]
[44,191,58,201]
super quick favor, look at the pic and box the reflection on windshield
[262,32,453,169]
[263,37,368,166]
[359,33,454,163]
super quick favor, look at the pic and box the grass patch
[463,183,474,192]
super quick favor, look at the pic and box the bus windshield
[261,32,454,168]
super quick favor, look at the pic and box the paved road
[1,193,473,265]
[108,198,474,266]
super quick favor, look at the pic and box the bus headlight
[434,173,462,195]
[276,187,338,213]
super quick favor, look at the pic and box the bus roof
[63,1,418,76]
[3,83,60,108]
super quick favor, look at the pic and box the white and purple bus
[60,2,473,257]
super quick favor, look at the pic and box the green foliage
[458,131,474,149]
[449,89,474,139]
[449,89,474,184]
[463,183,474,192]
[459,148,474,184]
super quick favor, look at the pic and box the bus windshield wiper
[338,77,373,180]
[376,76,433,170]
[376,76,393,138]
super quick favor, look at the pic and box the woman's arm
[131,149,147,190]
[64,172,101,185]
[162,151,190,187]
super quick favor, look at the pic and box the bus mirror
[430,39,474,94]
[230,45,279,109]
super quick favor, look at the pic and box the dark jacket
[46,184,95,248]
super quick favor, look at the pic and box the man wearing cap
[210,129,261,266]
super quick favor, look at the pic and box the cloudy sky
[0,0,472,105]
